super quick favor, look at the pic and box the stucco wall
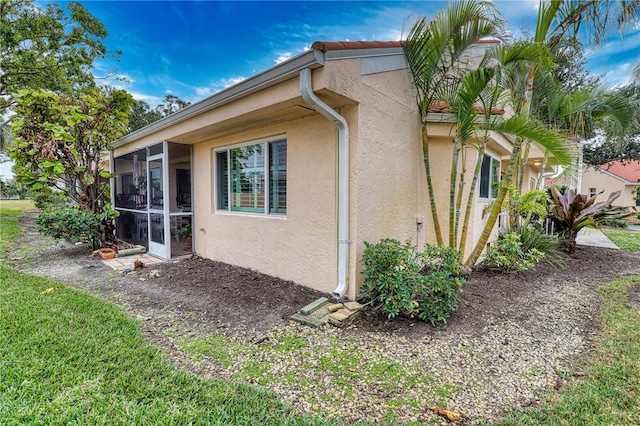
[582,167,638,207]
[111,51,529,300]
[192,116,339,295]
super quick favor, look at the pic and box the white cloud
[195,87,212,98]
[208,76,246,93]
[275,52,293,64]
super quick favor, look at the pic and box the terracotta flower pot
[97,248,116,260]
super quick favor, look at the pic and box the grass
[0,199,34,259]
[601,228,640,251]
[3,205,640,425]
[0,207,339,426]
[494,274,640,425]
[0,198,35,215]
[0,266,344,425]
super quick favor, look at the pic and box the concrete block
[291,312,328,327]
[344,301,363,312]
[299,297,329,316]
[329,311,349,322]
[336,308,354,317]
[327,303,344,312]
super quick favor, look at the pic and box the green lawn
[0,199,35,216]
[0,200,32,258]
[602,228,640,251]
[0,266,340,425]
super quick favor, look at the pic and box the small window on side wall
[589,187,597,198]
[479,153,500,199]
[215,138,287,215]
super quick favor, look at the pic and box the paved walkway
[102,253,165,272]
[576,227,619,249]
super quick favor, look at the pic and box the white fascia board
[114,49,325,148]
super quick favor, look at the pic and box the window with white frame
[479,153,500,199]
[589,187,597,197]
[216,138,287,214]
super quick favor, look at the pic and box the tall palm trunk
[422,122,443,246]
[536,150,549,190]
[459,140,487,256]
[454,146,468,250]
[464,136,523,268]
[449,138,460,247]
[464,62,537,268]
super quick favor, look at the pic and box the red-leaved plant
[548,186,626,252]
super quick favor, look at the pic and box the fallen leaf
[572,371,585,377]
[429,406,461,422]
[41,287,57,294]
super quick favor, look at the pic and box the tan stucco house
[581,159,640,208]
[110,40,550,300]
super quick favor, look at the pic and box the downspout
[299,67,351,299]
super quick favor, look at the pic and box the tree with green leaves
[155,94,191,117]
[0,0,113,150]
[9,87,134,248]
[127,100,163,133]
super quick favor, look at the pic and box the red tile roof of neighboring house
[426,100,505,115]
[600,159,640,182]
[311,41,403,52]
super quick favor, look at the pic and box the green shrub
[518,228,567,268]
[600,218,628,228]
[360,239,464,325]
[36,207,110,249]
[484,231,545,273]
[29,187,67,210]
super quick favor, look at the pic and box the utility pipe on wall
[299,67,351,299]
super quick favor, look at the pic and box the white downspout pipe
[299,67,351,299]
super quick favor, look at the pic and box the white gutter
[299,67,351,299]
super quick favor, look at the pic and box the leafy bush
[36,206,114,249]
[599,218,628,228]
[518,228,567,268]
[0,180,29,199]
[29,187,67,210]
[484,232,545,273]
[360,239,464,325]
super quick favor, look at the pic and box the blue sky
[74,1,640,107]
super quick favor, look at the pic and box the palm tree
[403,0,504,246]
[463,0,639,268]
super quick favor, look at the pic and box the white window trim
[214,135,287,217]
[478,152,500,201]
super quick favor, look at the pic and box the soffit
[165,91,355,145]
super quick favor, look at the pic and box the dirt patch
[9,209,640,340]
[629,283,640,311]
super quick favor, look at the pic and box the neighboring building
[581,159,640,208]
[111,40,552,300]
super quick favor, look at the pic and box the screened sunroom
[112,141,193,259]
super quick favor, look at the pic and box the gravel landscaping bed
[7,210,640,424]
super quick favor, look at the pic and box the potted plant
[175,223,191,242]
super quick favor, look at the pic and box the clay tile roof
[474,39,501,44]
[600,159,640,182]
[427,100,505,115]
[311,41,403,52]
